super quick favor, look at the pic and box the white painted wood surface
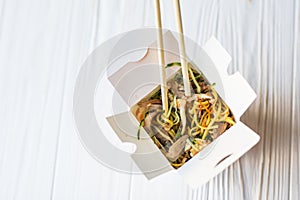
[0,0,299,199]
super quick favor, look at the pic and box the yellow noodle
[202,98,222,140]
[188,66,201,93]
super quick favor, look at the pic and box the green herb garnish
[137,111,149,140]
[165,62,181,68]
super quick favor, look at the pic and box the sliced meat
[135,99,162,121]
[152,125,172,146]
[137,99,162,107]
[143,111,170,145]
[212,122,227,138]
[165,135,189,162]
[177,98,187,135]
[143,111,158,135]
[168,79,185,98]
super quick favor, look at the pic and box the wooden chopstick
[154,0,168,114]
[173,0,191,97]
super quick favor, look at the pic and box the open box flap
[202,37,257,118]
[202,37,231,77]
[222,72,257,119]
[106,111,173,179]
[108,31,181,108]
[177,121,260,187]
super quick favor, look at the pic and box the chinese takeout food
[133,62,235,169]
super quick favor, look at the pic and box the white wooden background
[0,0,299,199]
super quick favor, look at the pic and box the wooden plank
[0,0,84,199]
[50,0,145,199]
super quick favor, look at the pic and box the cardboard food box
[106,31,260,187]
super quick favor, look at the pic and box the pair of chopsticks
[154,0,191,115]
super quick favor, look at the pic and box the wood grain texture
[0,0,299,200]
